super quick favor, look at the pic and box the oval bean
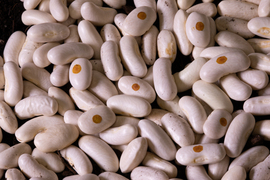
[27,22,70,42]
[119,137,148,173]
[78,135,119,172]
[138,119,176,161]
[224,112,255,158]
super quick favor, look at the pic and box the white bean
[15,115,64,142]
[99,124,138,145]
[203,109,232,140]
[174,57,207,93]
[249,52,270,74]
[141,25,159,65]
[21,10,56,25]
[222,166,246,180]
[200,46,243,60]
[5,168,26,180]
[33,42,59,68]
[47,42,94,65]
[138,119,176,161]
[173,9,193,56]
[220,73,252,101]
[134,0,156,11]
[34,123,79,152]
[48,87,75,116]
[78,135,119,172]
[216,16,254,39]
[23,0,41,9]
[38,0,50,13]
[63,174,100,180]
[90,60,104,74]
[208,155,230,180]
[118,76,156,103]
[186,3,217,17]
[64,25,80,43]
[142,152,177,178]
[78,105,116,134]
[99,172,128,180]
[144,108,168,126]
[153,58,177,101]
[224,112,255,158]
[215,30,255,55]
[244,95,270,115]
[185,165,212,180]
[229,145,269,172]
[14,95,58,119]
[3,61,23,106]
[32,148,65,173]
[60,145,93,175]
[69,58,92,90]
[81,2,117,26]
[100,24,121,45]
[176,143,226,165]
[217,1,258,21]
[3,31,26,65]
[22,62,52,91]
[100,41,123,81]
[88,70,118,103]
[186,12,210,48]
[0,143,32,169]
[161,113,195,147]
[68,0,103,20]
[248,38,270,54]
[192,80,234,113]
[49,0,69,22]
[107,94,151,117]
[157,30,177,62]
[248,17,270,39]
[69,87,104,111]
[179,96,207,134]
[103,0,126,9]
[0,101,18,134]
[252,120,270,140]
[249,154,270,180]
[18,37,43,67]
[18,154,58,180]
[119,137,148,173]
[177,0,195,10]
[50,64,70,87]
[258,0,270,17]
[237,68,269,90]
[78,20,103,59]
[157,0,178,31]
[156,95,186,118]
[122,6,156,36]
[27,23,70,43]
[130,166,169,180]
[119,35,147,78]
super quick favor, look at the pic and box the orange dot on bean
[132,83,140,91]
[92,115,102,124]
[137,12,147,20]
[72,64,81,74]
[193,145,203,152]
[220,118,227,126]
[196,22,204,31]
[216,56,227,64]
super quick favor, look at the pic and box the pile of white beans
[2,0,270,179]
